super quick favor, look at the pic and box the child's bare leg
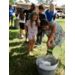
[28,40,33,55]
[31,39,37,51]
[20,29,21,36]
[9,19,10,23]
[22,30,24,35]
[11,19,13,25]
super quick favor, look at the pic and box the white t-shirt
[17,14,26,23]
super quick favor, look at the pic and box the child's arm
[36,16,40,26]
[17,14,19,26]
[24,20,29,36]
[45,10,48,18]
[55,13,57,18]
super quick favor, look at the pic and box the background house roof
[15,2,65,9]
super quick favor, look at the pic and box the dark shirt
[23,9,32,21]
[38,13,46,29]
[37,13,46,35]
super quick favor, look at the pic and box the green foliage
[37,0,53,5]
[19,0,23,2]
[61,4,65,7]
[9,0,16,5]
[24,0,30,3]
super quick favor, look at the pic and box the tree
[19,0,23,2]
[9,0,16,5]
[37,0,53,5]
[61,4,65,7]
[24,0,30,3]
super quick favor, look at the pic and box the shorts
[19,23,24,29]
[28,35,35,40]
[9,15,13,20]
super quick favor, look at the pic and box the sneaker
[27,39,28,42]
[21,35,24,38]
[11,25,14,27]
[25,40,27,43]
[25,39,29,43]
[37,44,41,47]
[42,37,44,39]
[9,25,13,28]
[35,42,38,45]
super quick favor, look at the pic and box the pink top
[26,20,38,35]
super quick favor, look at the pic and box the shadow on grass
[58,59,65,69]
[9,31,20,40]
[9,42,39,75]
[9,27,20,30]
[9,42,65,75]
[9,41,28,47]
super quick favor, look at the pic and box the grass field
[9,19,65,75]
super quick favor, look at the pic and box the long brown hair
[30,12,38,28]
[19,9,24,20]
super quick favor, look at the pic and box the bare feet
[28,52,33,56]
[32,49,37,51]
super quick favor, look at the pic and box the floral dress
[44,21,65,46]
[26,20,38,40]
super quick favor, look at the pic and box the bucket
[47,45,61,57]
[14,19,20,29]
[36,55,59,75]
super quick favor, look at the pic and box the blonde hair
[48,2,56,13]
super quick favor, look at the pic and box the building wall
[16,4,64,12]
[55,8,63,11]
[16,4,49,12]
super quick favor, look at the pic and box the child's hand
[24,13,26,16]
[37,19,40,23]
[37,18,40,26]
[37,16,39,19]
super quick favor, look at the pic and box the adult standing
[23,3,36,43]
[9,4,15,27]
[45,3,57,22]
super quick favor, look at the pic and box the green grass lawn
[9,19,65,75]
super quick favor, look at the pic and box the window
[22,6,28,9]
[16,8,21,13]
[57,11,62,13]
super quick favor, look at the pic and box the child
[23,3,36,42]
[9,4,15,27]
[25,12,39,55]
[45,2,57,22]
[17,9,26,38]
[41,19,65,54]
[35,4,47,47]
